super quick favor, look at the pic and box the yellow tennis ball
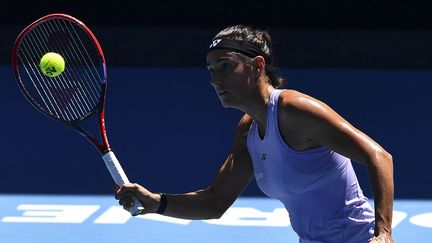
[40,52,65,77]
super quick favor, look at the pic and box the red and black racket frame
[12,13,112,155]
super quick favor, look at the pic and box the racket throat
[98,111,111,152]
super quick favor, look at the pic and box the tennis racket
[12,13,144,216]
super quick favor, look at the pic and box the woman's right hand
[114,183,161,214]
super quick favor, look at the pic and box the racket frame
[12,13,111,154]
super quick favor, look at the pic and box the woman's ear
[253,56,265,74]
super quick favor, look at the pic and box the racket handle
[102,151,145,216]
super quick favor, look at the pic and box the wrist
[156,193,167,214]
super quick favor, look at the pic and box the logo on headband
[209,39,222,48]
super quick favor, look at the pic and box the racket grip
[102,151,145,216]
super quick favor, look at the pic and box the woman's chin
[219,99,238,109]
[218,98,231,108]
[218,93,239,108]
[219,100,230,108]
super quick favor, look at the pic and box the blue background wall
[2,1,432,199]
[1,65,430,198]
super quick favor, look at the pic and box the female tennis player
[115,25,394,243]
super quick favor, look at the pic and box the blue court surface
[0,195,431,242]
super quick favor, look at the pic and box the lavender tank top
[246,89,375,242]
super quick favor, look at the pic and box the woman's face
[206,50,256,108]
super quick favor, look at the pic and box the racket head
[12,13,108,125]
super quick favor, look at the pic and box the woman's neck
[239,84,275,124]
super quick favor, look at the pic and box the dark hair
[213,25,286,88]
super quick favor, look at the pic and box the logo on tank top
[261,153,267,160]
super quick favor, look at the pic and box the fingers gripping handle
[102,151,144,216]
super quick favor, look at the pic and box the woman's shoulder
[237,113,254,130]
[277,89,330,117]
[278,89,321,108]
[231,114,254,146]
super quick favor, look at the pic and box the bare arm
[279,92,394,239]
[115,114,254,220]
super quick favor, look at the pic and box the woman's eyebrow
[207,57,231,67]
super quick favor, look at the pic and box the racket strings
[49,19,102,99]
[38,19,101,118]
[20,37,69,119]
[17,17,104,122]
[27,29,84,120]
[20,30,81,121]
[42,19,97,115]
